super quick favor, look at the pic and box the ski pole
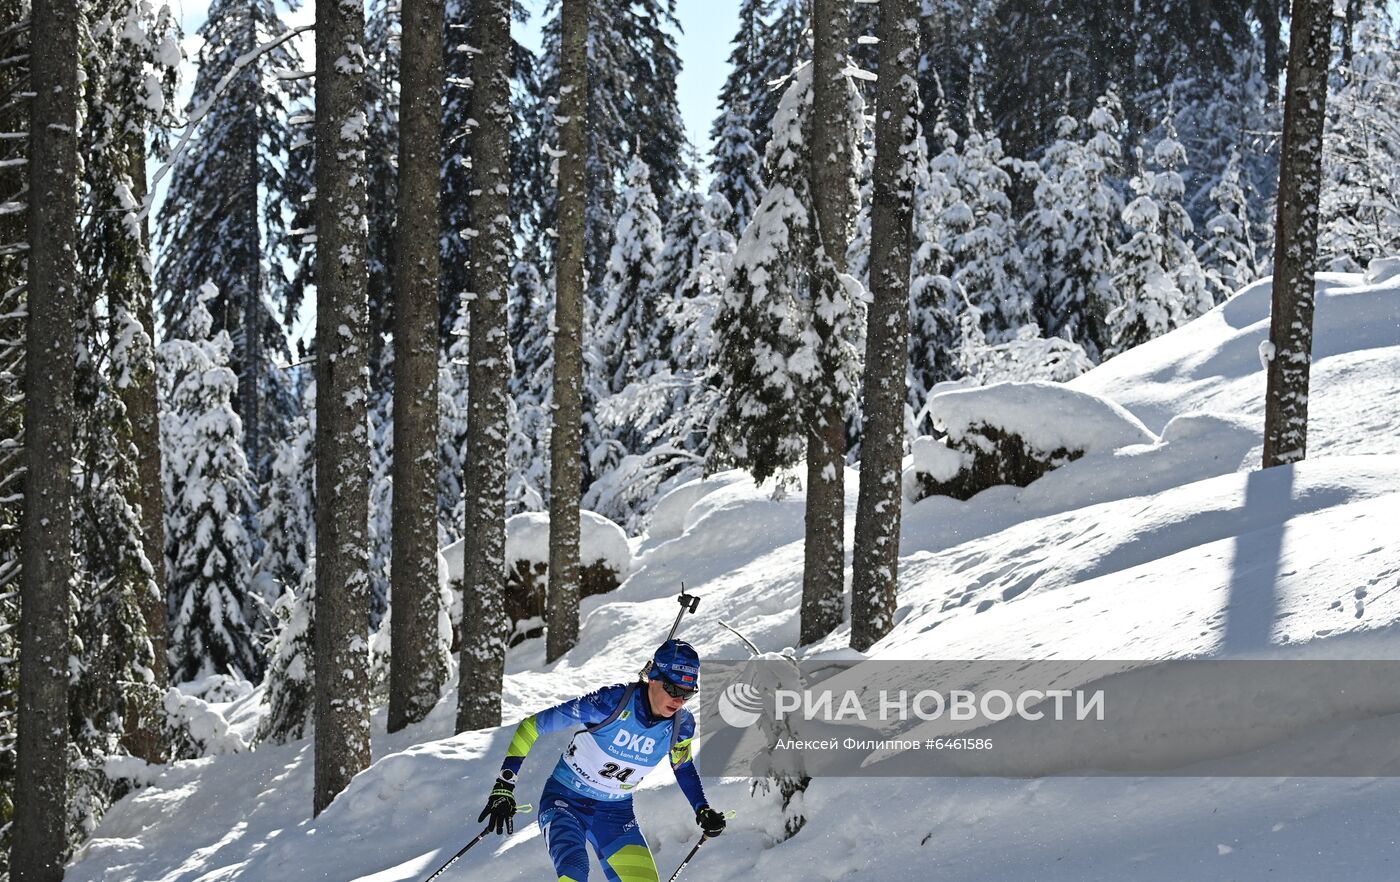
[419,804,533,882]
[640,585,701,679]
[666,810,736,882]
[665,834,709,882]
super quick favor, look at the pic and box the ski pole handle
[664,586,700,643]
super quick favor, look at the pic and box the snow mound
[504,510,633,579]
[1364,255,1400,285]
[931,380,1157,457]
[1072,273,1400,460]
[443,514,631,584]
[646,473,746,543]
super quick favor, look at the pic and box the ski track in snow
[68,271,1400,881]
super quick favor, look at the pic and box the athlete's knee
[605,843,659,882]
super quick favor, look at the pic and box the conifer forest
[3,0,1400,879]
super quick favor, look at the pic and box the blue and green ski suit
[499,682,709,882]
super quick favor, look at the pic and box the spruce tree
[711,60,864,646]
[507,261,553,513]
[907,115,959,421]
[944,122,1030,342]
[709,0,772,237]
[154,0,311,478]
[1023,93,1125,361]
[1109,124,1210,354]
[1199,149,1259,302]
[75,0,179,765]
[256,379,315,598]
[1320,5,1400,271]
[159,287,264,683]
[257,562,316,744]
[591,156,665,401]
[439,299,471,536]
[916,0,975,134]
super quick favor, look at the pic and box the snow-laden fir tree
[585,155,666,500]
[160,284,264,683]
[708,0,774,237]
[73,0,181,775]
[1109,124,1211,355]
[591,155,666,398]
[255,378,315,599]
[582,191,738,532]
[941,120,1030,342]
[155,0,311,478]
[506,261,551,514]
[755,0,811,160]
[907,114,959,429]
[257,560,316,744]
[1198,149,1259,303]
[710,101,767,240]
[711,60,864,494]
[1320,4,1400,271]
[1022,92,1125,361]
[649,178,709,370]
[845,141,875,294]
[367,349,394,630]
[438,299,471,541]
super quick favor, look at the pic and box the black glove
[696,805,726,837]
[477,777,517,835]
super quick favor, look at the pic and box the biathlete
[477,639,728,882]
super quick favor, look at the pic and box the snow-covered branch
[142,23,316,222]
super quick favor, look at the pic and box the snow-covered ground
[68,268,1400,881]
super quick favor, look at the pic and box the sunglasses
[659,679,698,700]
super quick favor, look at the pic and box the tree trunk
[851,0,918,653]
[547,0,587,664]
[388,0,448,734]
[801,0,853,647]
[1262,0,1331,469]
[456,0,512,730]
[15,0,78,873]
[313,0,372,816]
[117,122,168,765]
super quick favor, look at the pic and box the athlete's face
[647,678,691,717]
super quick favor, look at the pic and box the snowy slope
[68,270,1400,882]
